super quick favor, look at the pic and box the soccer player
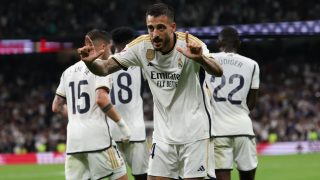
[205,27,260,180]
[78,3,223,180]
[108,26,149,180]
[52,29,131,180]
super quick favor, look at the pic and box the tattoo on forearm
[87,58,121,76]
[107,59,122,74]
[54,96,67,115]
[57,105,64,113]
[101,103,113,113]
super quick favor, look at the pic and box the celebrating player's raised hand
[176,31,203,61]
[77,35,105,63]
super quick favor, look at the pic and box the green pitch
[231,153,320,180]
[1,153,319,180]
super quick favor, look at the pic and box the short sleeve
[56,72,66,97]
[251,62,260,89]
[95,75,112,90]
[201,42,210,56]
[112,43,142,68]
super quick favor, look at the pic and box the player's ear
[171,22,176,32]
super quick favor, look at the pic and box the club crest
[146,49,155,61]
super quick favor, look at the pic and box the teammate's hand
[77,35,105,63]
[176,31,203,61]
[121,137,130,143]
[117,119,131,143]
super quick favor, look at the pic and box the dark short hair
[146,3,175,22]
[86,29,111,44]
[111,27,135,46]
[218,27,240,47]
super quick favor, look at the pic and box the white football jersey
[55,61,113,154]
[113,32,212,144]
[205,52,260,136]
[108,67,146,141]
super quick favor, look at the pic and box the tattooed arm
[52,95,68,118]
[83,58,123,76]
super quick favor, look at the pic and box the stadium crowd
[252,60,320,143]
[0,0,319,154]
[0,0,319,38]
[0,57,66,153]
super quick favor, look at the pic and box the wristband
[101,103,112,113]
[116,119,131,141]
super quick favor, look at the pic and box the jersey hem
[211,134,255,138]
[153,136,210,145]
[115,140,146,143]
[66,144,112,155]
[97,172,113,180]
[215,168,233,171]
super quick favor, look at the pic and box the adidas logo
[197,165,205,172]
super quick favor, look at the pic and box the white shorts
[65,146,127,180]
[214,136,258,171]
[116,141,149,175]
[206,138,216,179]
[148,138,210,179]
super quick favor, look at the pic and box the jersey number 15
[69,80,90,114]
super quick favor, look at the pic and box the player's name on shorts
[219,58,243,68]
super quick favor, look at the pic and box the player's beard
[152,36,163,51]
[152,34,171,52]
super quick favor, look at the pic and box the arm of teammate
[78,35,122,76]
[247,89,258,110]
[176,31,223,77]
[52,95,68,118]
[96,87,131,142]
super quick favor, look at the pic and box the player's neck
[220,47,237,53]
[115,45,125,53]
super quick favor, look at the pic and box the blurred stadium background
[1,0,320,179]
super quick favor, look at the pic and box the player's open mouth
[153,41,162,47]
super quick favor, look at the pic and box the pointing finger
[85,35,94,47]
[78,46,88,54]
[77,47,83,54]
[91,49,105,60]
[185,31,189,44]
